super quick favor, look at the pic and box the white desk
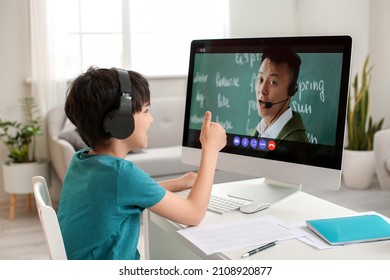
[143,178,390,260]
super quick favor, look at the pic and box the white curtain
[29,0,67,116]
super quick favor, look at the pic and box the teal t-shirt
[57,149,166,260]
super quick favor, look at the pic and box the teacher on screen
[253,47,308,142]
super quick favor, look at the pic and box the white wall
[229,0,298,36]
[0,0,32,203]
[0,0,389,203]
[229,0,369,79]
[370,0,390,128]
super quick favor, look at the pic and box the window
[51,0,229,79]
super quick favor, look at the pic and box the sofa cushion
[147,96,185,148]
[47,106,77,183]
[58,120,87,150]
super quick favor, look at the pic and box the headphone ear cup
[103,95,135,139]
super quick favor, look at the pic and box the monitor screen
[182,36,352,192]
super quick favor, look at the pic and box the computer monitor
[181,36,352,204]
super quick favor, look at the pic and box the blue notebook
[306,214,390,245]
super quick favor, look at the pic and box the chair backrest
[32,176,67,260]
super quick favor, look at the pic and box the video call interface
[183,37,351,170]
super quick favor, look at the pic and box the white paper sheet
[178,215,306,255]
[293,221,334,250]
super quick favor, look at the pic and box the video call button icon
[233,136,241,146]
[259,139,267,150]
[241,137,249,147]
[268,140,276,151]
[250,138,258,149]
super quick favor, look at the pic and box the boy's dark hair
[65,66,150,149]
[261,47,301,96]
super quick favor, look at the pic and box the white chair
[32,176,67,260]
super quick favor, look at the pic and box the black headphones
[103,68,135,139]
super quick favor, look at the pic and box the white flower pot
[342,150,375,189]
[2,159,50,194]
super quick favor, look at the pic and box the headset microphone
[259,98,290,109]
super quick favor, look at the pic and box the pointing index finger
[202,111,212,130]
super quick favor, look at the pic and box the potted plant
[343,56,384,189]
[0,96,49,221]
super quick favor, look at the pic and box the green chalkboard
[188,52,343,146]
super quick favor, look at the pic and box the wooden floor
[1,174,389,260]
[0,203,48,260]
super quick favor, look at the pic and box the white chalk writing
[249,72,258,93]
[298,80,325,102]
[216,115,233,131]
[218,93,230,108]
[291,101,312,115]
[235,53,260,68]
[307,132,318,144]
[215,72,240,87]
[196,91,205,108]
[190,114,204,125]
[248,99,257,116]
[194,72,208,83]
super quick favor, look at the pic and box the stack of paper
[178,215,306,255]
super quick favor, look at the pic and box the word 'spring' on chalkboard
[298,80,325,102]
[215,72,240,88]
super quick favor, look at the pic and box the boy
[57,66,226,260]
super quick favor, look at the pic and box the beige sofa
[46,96,195,202]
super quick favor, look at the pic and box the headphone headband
[117,68,132,96]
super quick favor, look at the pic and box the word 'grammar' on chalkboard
[188,52,343,146]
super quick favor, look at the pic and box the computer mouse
[239,202,271,214]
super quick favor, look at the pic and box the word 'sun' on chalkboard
[188,52,343,146]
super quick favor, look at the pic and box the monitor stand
[227,178,302,205]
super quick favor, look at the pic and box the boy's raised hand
[199,111,227,153]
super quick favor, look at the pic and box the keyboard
[175,189,248,214]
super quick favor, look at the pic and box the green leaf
[346,55,384,151]
[0,97,42,162]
